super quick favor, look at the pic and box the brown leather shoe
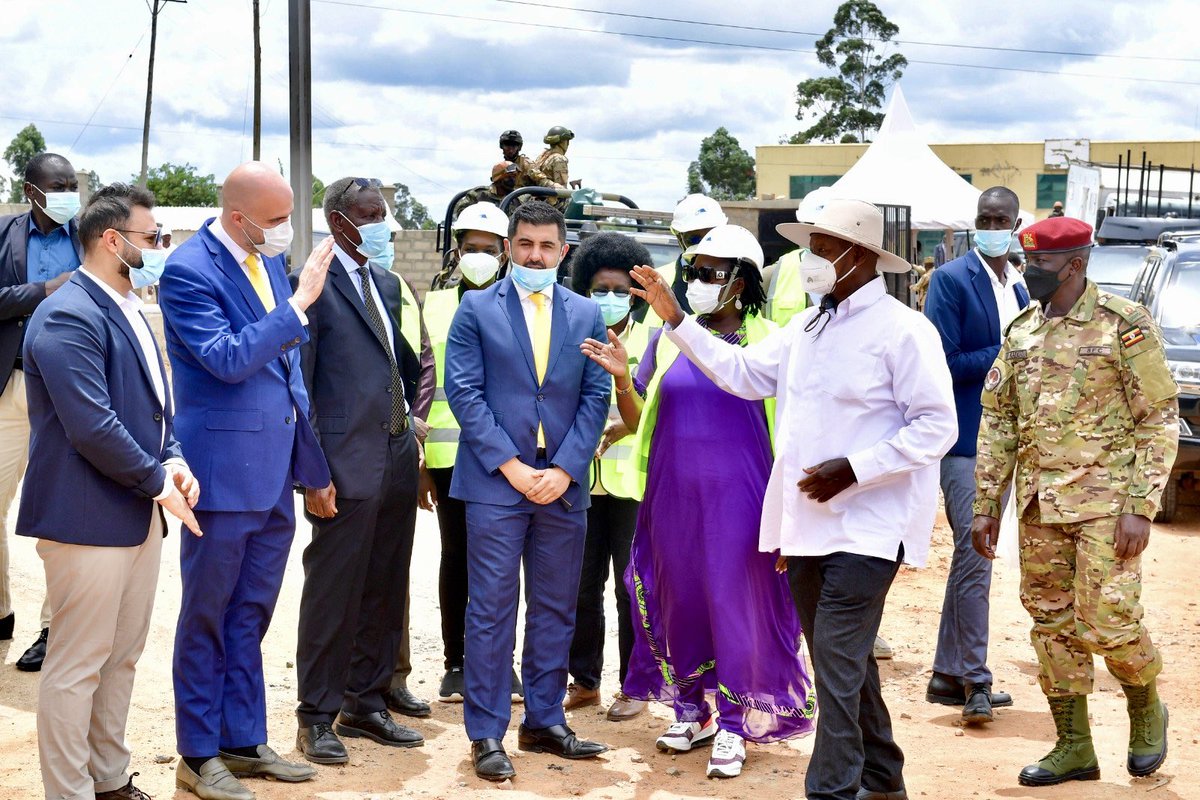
[563,683,601,711]
[606,692,647,721]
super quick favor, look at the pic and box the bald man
[159,162,334,799]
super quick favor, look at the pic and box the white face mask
[458,251,500,286]
[240,215,294,258]
[686,279,726,315]
[800,247,852,295]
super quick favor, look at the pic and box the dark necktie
[357,267,407,434]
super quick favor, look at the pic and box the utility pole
[289,0,313,263]
[139,0,187,188]
[252,0,262,160]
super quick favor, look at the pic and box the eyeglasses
[676,232,704,247]
[682,265,730,284]
[117,224,163,248]
[591,289,631,300]
[334,177,384,206]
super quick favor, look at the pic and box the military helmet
[544,126,575,145]
[499,129,523,147]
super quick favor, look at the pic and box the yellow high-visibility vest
[420,287,460,468]
[593,319,651,499]
[767,249,809,327]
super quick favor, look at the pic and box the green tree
[4,123,47,202]
[790,0,907,144]
[686,127,756,201]
[312,175,326,208]
[392,181,434,230]
[137,162,219,206]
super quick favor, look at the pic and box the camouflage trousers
[1018,510,1161,696]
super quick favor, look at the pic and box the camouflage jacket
[974,281,1179,522]
[534,145,569,187]
[513,154,561,190]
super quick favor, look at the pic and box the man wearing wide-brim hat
[628,198,957,800]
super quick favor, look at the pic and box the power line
[308,0,1200,87]
[494,0,1200,65]
[66,28,150,156]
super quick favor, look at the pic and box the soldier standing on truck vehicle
[499,130,560,195]
[535,127,580,204]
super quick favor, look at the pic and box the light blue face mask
[592,290,631,326]
[116,233,169,288]
[975,228,1014,258]
[511,262,557,292]
[340,213,395,270]
[31,186,81,226]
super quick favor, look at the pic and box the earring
[735,298,743,310]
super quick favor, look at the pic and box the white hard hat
[684,224,764,272]
[670,193,728,234]
[795,187,831,222]
[452,201,509,239]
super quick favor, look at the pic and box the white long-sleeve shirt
[665,277,957,567]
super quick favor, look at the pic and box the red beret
[1019,217,1093,253]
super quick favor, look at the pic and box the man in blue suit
[923,186,1029,724]
[446,200,610,781]
[159,161,334,800]
[0,152,84,670]
[19,183,201,800]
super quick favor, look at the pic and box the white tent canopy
[822,85,1030,231]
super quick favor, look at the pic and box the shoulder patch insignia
[1120,326,1146,349]
[984,365,1002,391]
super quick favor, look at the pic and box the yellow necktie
[245,253,276,312]
[531,292,550,447]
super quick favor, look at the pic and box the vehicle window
[1088,248,1146,287]
[1143,259,1165,310]
[644,242,683,267]
[1131,257,1158,303]
[1158,259,1200,329]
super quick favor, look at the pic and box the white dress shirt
[513,279,555,343]
[974,249,1025,331]
[208,218,306,325]
[78,268,182,500]
[332,245,408,415]
[665,277,957,567]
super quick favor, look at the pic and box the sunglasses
[116,224,164,248]
[334,177,384,205]
[591,289,631,300]
[682,265,730,284]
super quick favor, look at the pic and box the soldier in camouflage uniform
[499,129,562,196]
[972,216,1178,787]
[534,126,574,207]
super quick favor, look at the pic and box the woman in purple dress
[580,225,814,779]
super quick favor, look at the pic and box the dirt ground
[1,492,1197,800]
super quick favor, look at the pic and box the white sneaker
[655,717,718,753]
[706,729,746,778]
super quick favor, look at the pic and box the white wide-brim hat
[776,198,911,274]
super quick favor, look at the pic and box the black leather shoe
[16,628,48,672]
[962,683,994,724]
[386,686,432,718]
[334,709,424,747]
[857,787,908,800]
[0,612,13,640]
[297,722,349,764]
[925,672,1012,707]
[472,738,515,781]
[517,723,607,759]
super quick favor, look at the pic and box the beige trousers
[37,512,162,800]
[0,370,50,626]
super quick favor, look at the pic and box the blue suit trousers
[173,481,295,756]
[463,497,586,741]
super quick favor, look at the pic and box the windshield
[644,242,682,267]
[1088,247,1146,287]
[1159,259,1200,330]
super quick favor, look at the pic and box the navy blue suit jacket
[445,277,609,511]
[17,272,182,546]
[158,220,329,512]
[924,251,1030,456]
[0,211,83,393]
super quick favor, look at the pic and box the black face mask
[1023,262,1068,305]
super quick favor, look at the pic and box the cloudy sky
[2,0,1198,218]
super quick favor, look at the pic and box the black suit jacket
[290,255,421,500]
[0,211,84,393]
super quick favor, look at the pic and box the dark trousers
[568,493,638,689]
[174,483,295,756]
[933,455,995,684]
[789,550,905,800]
[431,467,468,670]
[295,432,419,725]
[463,497,586,741]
